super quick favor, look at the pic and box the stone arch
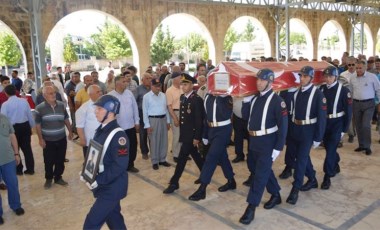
[151,13,216,64]
[317,20,347,60]
[0,20,28,74]
[225,16,271,60]
[284,18,314,60]
[376,28,380,56]
[46,9,139,72]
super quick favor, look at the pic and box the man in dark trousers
[320,66,352,189]
[239,69,288,225]
[163,74,204,194]
[83,95,129,230]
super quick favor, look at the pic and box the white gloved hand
[271,149,280,161]
[243,95,255,103]
[86,181,98,190]
[312,141,320,149]
[79,171,86,183]
[98,164,104,173]
[341,132,345,139]
[202,138,209,145]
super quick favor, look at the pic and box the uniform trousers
[148,117,168,164]
[283,141,296,169]
[138,109,149,155]
[170,142,204,185]
[13,121,34,173]
[43,137,67,181]
[200,125,234,184]
[125,127,137,169]
[0,161,22,216]
[170,110,181,158]
[83,198,126,230]
[353,100,375,149]
[232,113,248,159]
[323,120,342,177]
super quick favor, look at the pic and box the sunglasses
[347,64,355,67]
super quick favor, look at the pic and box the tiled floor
[1,128,380,229]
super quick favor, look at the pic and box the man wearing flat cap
[166,72,183,162]
[163,74,205,194]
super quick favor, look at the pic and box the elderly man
[76,85,102,158]
[135,73,152,159]
[1,85,35,175]
[109,76,140,173]
[75,75,93,110]
[35,86,73,189]
[349,60,380,155]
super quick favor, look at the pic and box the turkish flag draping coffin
[207,61,332,96]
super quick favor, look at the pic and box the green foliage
[83,33,105,58]
[63,35,78,63]
[0,33,22,67]
[187,33,207,53]
[224,27,239,52]
[354,33,367,50]
[99,21,132,60]
[279,30,307,46]
[240,20,256,42]
[45,45,51,59]
[150,24,175,64]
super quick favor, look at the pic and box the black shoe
[218,178,236,192]
[264,193,282,209]
[348,135,354,143]
[23,170,35,175]
[0,183,6,190]
[189,184,207,201]
[194,178,201,184]
[279,166,292,179]
[338,142,343,148]
[365,148,372,155]
[44,179,52,189]
[300,178,318,191]
[232,156,245,163]
[0,216,3,225]
[228,140,235,146]
[286,187,299,205]
[239,204,256,225]
[242,175,253,187]
[16,171,23,176]
[127,166,139,173]
[173,157,178,163]
[321,175,331,190]
[159,161,171,167]
[55,178,68,186]
[64,158,70,162]
[153,164,159,170]
[14,208,25,216]
[335,164,341,175]
[187,156,192,161]
[354,147,365,152]
[163,184,179,194]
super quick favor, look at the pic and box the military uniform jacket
[92,120,129,200]
[242,90,288,152]
[290,85,327,142]
[320,82,352,133]
[179,91,204,143]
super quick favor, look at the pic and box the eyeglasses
[348,64,355,67]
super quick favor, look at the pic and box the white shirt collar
[301,84,313,92]
[184,91,193,98]
[327,80,337,89]
[260,88,271,96]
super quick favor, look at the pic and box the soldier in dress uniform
[83,95,129,230]
[286,66,327,205]
[163,74,205,194]
[188,90,236,201]
[239,69,288,225]
[320,66,352,189]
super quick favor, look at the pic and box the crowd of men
[0,53,380,227]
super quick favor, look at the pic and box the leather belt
[149,115,166,118]
[353,98,373,102]
[249,126,278,136]
[293,118,317,125]
[208,119,231,127]
[328,111,345,119]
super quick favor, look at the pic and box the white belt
[249,126,278,136]
[208,119,231,127]
[328,111,345,119]
[293,118,317,125]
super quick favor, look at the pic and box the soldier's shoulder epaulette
[200,86,206,90]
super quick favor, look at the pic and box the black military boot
[218,178,236,192]
[300,177,318,191]
[321,175,331,190]
[189,183,207,201]
[163,183,179,194]
[286,187,299,205]
[242,174,253,187]
[239,204,256,225]
[264,193,282,209]
[279,166,292,179]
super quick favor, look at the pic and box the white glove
[98,164,104,173]
[86,181,98,190]
[243,95,255,103]
[271,150,280,161]
[341,132,345,139]
[312,141,320,149]
[79,171,86,183]
[202,138,209,145]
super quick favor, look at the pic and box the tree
[240,20,256,42]
[279,30,307,46]
[186,33,207,53]
[0,33,22,74]
[83,33,105,58]
[224,27,239,53]
[99,21,132,60]
[63,35,78,63]
[150,24,175,64]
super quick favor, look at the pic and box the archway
[318,20,347,60]
[350,23,374,57]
